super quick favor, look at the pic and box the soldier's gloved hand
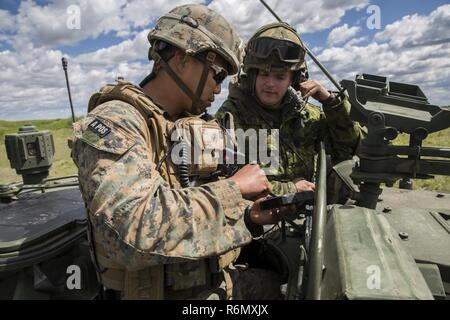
[293,178,316,192]
[228,164,271,200]
[247,196,296,226]
[298,80,330,101]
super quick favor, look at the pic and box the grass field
[1,117,449,192]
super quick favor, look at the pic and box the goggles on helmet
[247,37,306,64]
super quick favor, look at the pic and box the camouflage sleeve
[217,101,299,196]
[319,96,362,162]
[214,105,227,123]
[215,99,245,129]
[71,101,252,270]
[270,180,297,196]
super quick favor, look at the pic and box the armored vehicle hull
[0,188,99,299]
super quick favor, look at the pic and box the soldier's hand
[294,178,316,192]
[228,164,271,200]
[299,80,330,102]
[249,196,296,225]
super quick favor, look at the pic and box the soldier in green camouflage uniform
[71,5,283,300]
[216,22,362,196]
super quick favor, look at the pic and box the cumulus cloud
[327,24,361,46]
[311,5,450,106]
[0,9,16,31]
[209,0,369,40]
[5,0,205,50]
[344,36,368,47]
[375,4,450,48]
[0,35,154,121]
[74,29,150,67]
[13,0,128,49]
[0,0,203,120]
[0,1,449,121]
[121,0,204,29]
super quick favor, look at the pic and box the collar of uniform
[138,87,172,119]
[230,82,304,126]
[281,87,307,122]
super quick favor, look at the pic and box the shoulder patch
[81,116,136,155]
[88,119,111,138]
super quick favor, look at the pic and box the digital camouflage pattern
[216,81,362,196]
[71,99,253,270]
[69,4,280,299]
[148,4,242,74]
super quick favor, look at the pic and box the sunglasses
[209,63,228,85]
[195,56,228,85]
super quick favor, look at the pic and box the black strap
[193,63,211,114]
[151,50,204,113]
[195,64,210,97]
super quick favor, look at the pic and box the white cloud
[0,9,16,31]
[1,1,449,122]
[311,46,324,53]
[328,24,361,46]
[13,0,128,49]
[209,0,369,40]
[74,29,150,67]
[0,0,206,120]
[311,5,450,106]
[375,4,450,48]
[121,0,204,29]
[0,30,154,121]
[344,36,368,47]
[5,0,206,50]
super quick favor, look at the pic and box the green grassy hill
[1,117,449,192]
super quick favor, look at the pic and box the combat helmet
[145,4,243,114]
[148,4,242,74]
[243,22,308,90]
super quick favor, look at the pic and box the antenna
[61,57,76,123]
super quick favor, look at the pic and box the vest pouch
[173,118,225,177]
[123,265,165,300]
[164,260,208,291]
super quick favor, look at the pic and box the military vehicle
[240,73,450,300]
[1,0,448,298]
[242,0,450,300]
[1,72,449,300]
[0,124,100,299]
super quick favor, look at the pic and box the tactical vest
[85,80,240,299]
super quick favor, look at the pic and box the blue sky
[0,0,449,120]
[302,0,449,49]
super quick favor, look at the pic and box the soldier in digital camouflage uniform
[71,4,284,300]
[216,22,362,197]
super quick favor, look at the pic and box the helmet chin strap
[150,49,213,115]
